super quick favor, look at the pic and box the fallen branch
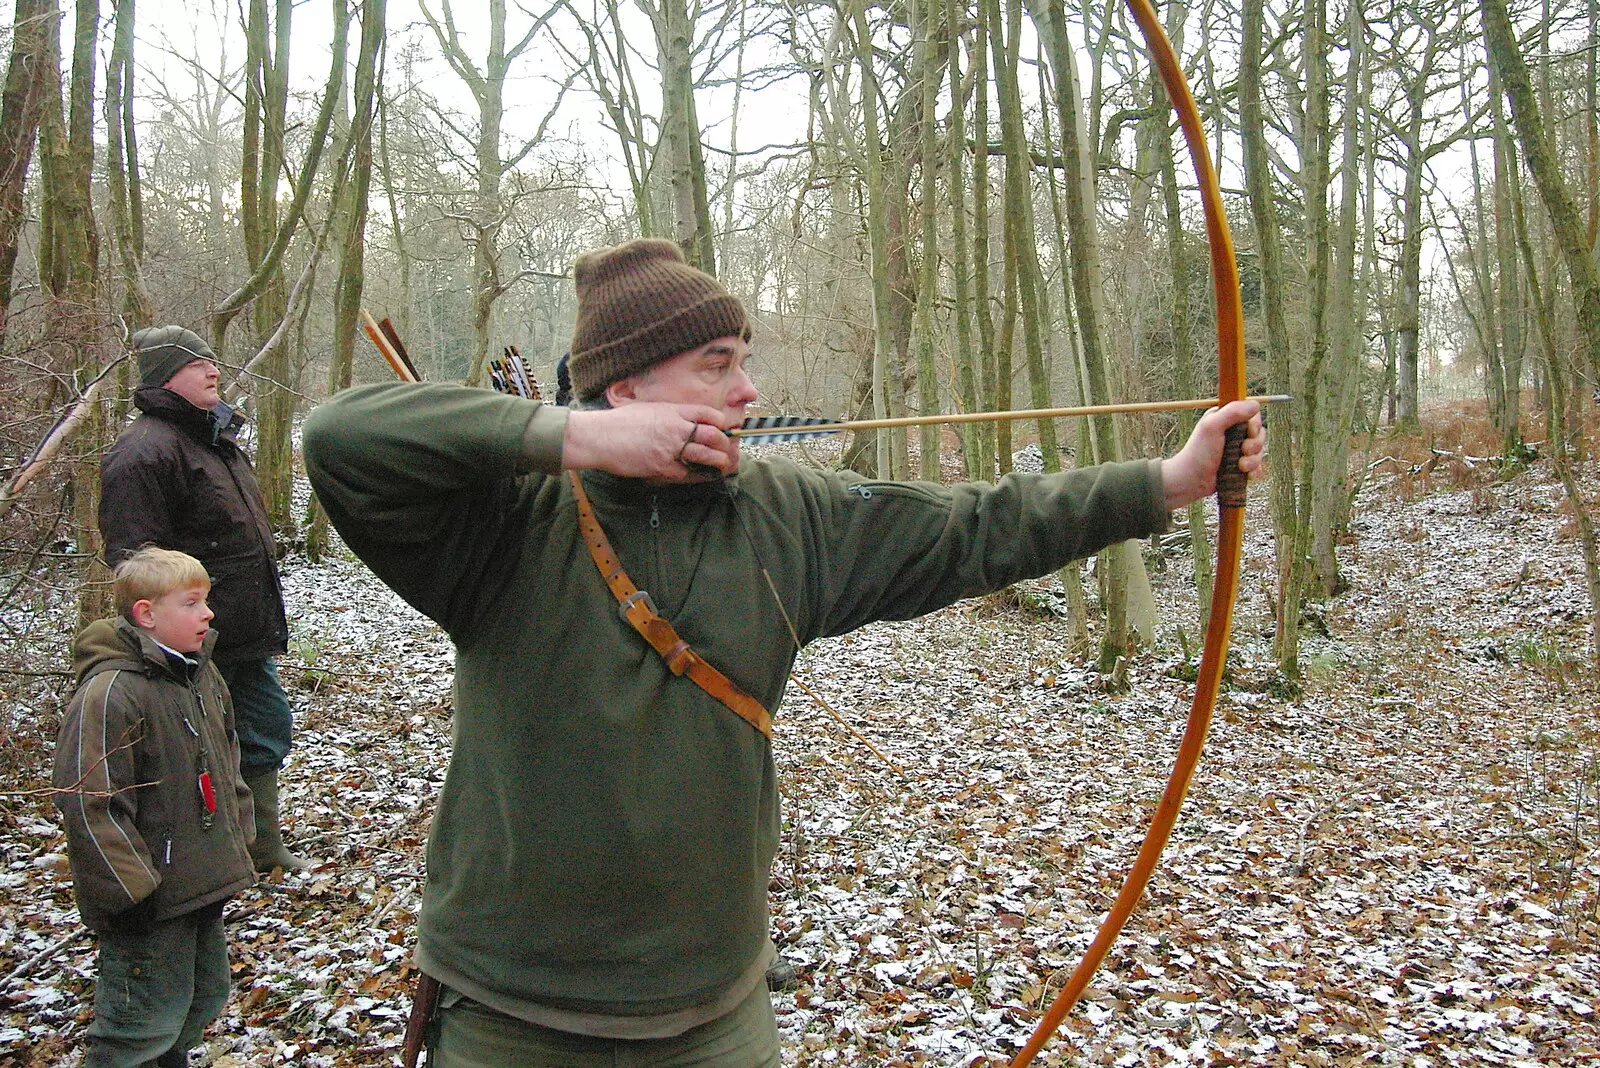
[1,926,87,988]
[0,353,130,519]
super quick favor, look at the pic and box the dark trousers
[85,909,230,1068]
[221,657,292,773]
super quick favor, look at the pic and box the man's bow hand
[1160,400,1267,512]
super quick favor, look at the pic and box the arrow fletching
[732,416,843,442]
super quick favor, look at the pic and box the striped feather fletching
[733,416,843,442]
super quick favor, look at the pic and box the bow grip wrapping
[1216,422,1248,509]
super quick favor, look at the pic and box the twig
[1294,808,1323,872]
[2,926,87,987]
[0,354,130,518]
[751,567,904,777]
[784,672,903,777]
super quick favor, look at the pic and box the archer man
[302,238,1264,1066]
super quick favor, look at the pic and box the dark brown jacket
[52,618,256,932]
[100,387,288,666]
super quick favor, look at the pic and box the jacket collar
[72,616,218,685]
[579,469,741,509]
[120,617,218,682]
[132,386,245,446]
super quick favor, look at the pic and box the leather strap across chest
[567,470,773,740]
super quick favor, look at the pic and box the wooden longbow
[1005,0,1248,1062]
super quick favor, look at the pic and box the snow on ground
[2,450,1596,1066]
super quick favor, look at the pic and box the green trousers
[84,908,229,1068]
[435,981,780,1067]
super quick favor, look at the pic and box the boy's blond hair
[113,546,211,618]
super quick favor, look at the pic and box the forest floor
[2,409,1598,1067]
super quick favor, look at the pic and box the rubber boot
[243,768,312,873]
[766,958,800,991]
[154,1044,190,1067]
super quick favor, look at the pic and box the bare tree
[0,0,52,347]
[105,0,152,336]
[419,0,573,386]
[37,0,108,624]
[1484,0,1600,392]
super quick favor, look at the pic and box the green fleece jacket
[302,382,1168,1019]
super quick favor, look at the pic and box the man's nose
[728,367,757,406]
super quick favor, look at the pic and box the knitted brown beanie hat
[567,238,749,401]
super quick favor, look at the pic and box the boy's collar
[150,636,199,667]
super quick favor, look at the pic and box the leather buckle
[619,589,656,618]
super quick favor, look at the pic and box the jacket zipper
[649,495,666,606]
[181,687,217,831]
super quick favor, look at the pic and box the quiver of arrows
[488,346,542,401]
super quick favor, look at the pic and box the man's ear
[130,599,156,630]
[605,376,639,408]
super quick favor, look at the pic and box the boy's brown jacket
[53,618,256,931]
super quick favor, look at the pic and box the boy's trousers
[84,905,229,1068]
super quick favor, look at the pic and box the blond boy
[53,547,255,1068]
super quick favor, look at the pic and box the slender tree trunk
[851,0,899,479]
[311,0,385,560]
[1491,80,1524,450]
[883,164,914,477]
[991,0,1060,473]
[1308,0,1363,597]
[1151,0,1212,630]
[1031,0,1134,665]
[1031,30,1089,643]
[105,0,151,334]
[242,0,295,534]
[1464,79,1504,427]
[0,0,51,347]
[1394,115,1427,430]
[945,0,983,480]
[992,229,1017,476]
[1509,143,1600,664]
[377,80,412,343]
[658,0,714,272]
[969,13,999,475]
[1241,0,1300,681]
[40,0,108,626]
[912,0,944,479]
[1293,0,1330,611]
[1484,0,1600,397]
[469,2,508,387]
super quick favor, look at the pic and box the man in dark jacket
[99,325,308,873]
[304,239,1265,1064]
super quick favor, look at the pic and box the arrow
[729,395,1289,441]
